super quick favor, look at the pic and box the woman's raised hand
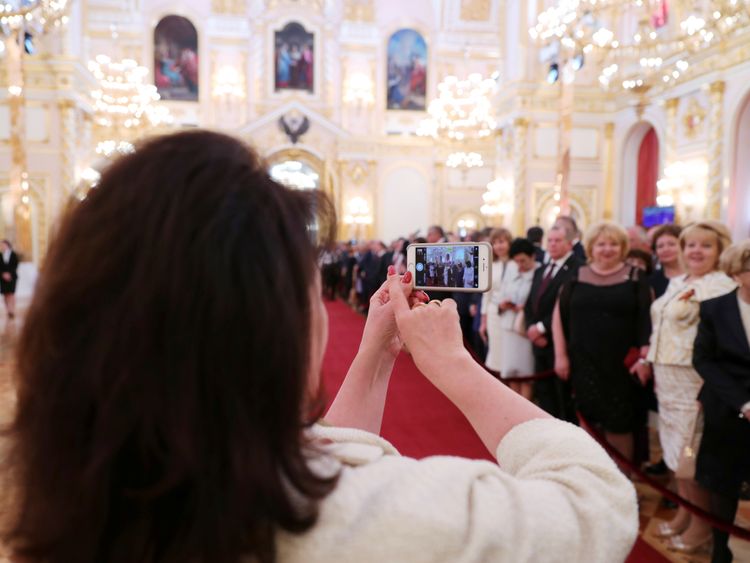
[388,277,469,378]
[361,266,428,357]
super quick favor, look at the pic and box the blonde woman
[553,222,652,463]
[479,228,512,373]
[645,221,736,554]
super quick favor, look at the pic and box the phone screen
[414,245,480,289]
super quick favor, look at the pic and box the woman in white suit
[645,221,736,554]
[479,228,512,373]
[498,239,538,398]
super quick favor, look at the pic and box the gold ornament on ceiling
[530,0,750,95]
[460,0,491,22]
[682,98,706,139]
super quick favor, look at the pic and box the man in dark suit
[693,287,750,563]
[524,225,583,422]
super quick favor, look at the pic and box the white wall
[379,166,430,242]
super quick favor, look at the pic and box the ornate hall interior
[0,0,749,271]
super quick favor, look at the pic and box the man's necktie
[533,262,557,313]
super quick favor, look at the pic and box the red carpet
[322,299,669,562]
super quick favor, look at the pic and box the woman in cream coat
[645,221,736,554]
[3,131,638,563]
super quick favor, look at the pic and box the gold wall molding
[707,80,725,220]
[460,0,491,21]
[682,97,706,140]
[211,0,245,15]
[665,97,680,165]
[512,117,529,234]
[343,0,375,22]
[603,122,615,219]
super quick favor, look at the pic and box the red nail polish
[388,265,395,275]
[403,271,412,283]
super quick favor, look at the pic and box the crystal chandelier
[447,152,483,169]
[0,1,70,41]
[88,55,173,156]
[530,0,750,94]
[418,73,497,167]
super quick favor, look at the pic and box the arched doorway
[731,93,750,239]
[621,122,660,226]
[636,128,659,225]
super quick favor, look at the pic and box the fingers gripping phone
[406,242,492,293]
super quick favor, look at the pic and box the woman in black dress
[553,222,652,461]
[0,239,19,319]
[693,241,750,563]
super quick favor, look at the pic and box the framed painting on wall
[154,15,199,101]
[275,22,314,93]
[387,29,427,111]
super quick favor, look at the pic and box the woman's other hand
[629,360,652,385]
[361,266,428,357]
[554,354,570,381]
[388,278,469,378]
[478,316,488,343]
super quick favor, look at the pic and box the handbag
[623,347,640,370]
[674,407,704,480]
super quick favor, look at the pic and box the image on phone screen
[414,245,480,289]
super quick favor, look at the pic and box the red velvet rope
[464,340,750,540]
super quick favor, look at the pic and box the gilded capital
[513,117,529,130]
[709,81,725,96]
[604,122,615,139]
[665,97,679,114]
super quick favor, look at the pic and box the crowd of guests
[324,215,750,563]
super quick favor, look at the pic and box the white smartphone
[406,241,492,293]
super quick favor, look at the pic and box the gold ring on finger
[428,299,442,307]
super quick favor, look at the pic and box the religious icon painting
[275,22,314,93]
[154,15,199,101]
[386,29,427,111]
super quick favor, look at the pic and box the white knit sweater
[276,418,638,562]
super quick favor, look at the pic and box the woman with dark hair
[649,224,684,298]
[2,130,637,563]
[0,239,19,319]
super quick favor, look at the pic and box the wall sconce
[343,196,373,225]
[657,159,708,218]
[456,217,478,237]
[480,177,514,218]
[212,65,246,100]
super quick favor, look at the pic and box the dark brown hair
[3,130,337,563]
[650,223,682,251]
